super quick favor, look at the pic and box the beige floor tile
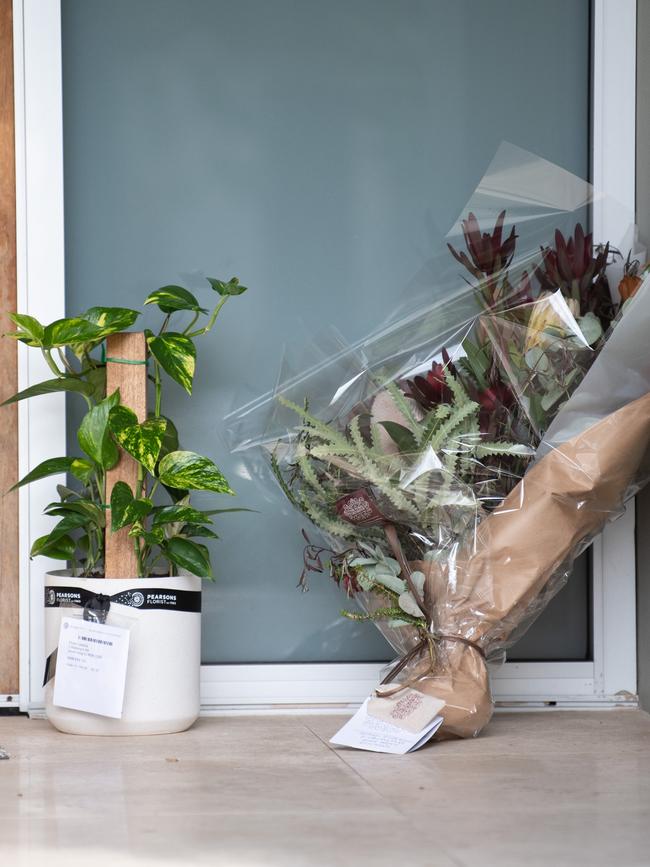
[2,711,650,866]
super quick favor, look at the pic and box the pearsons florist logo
[146,592,178,608]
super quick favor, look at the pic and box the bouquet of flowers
[228,144,650,739]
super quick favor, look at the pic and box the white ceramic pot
[44,571,201,736]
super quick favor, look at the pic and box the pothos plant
[4,277,247,579]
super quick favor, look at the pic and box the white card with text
[52,617,130,718]
[330,698,444,754]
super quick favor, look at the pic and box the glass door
[60,0,594,668]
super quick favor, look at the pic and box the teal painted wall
[62,0,591,662]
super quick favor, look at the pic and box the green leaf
[47,512,92,544]
[378,420,418,454]
[541,387,566,412]
[577,312,603,347]
[157,450,234,494]
[84,366,107,402]
[1,377,96,406]
[109,405,167,474]
[30,533,75,560]
[152,504,212,526]
[461,338,490,388]
[43,318,104,349]
[180,524,219,540]
[142,528,165,545]
[164,537,213,579]
[203,507,255,515]
[70,457,95,484]
[7,313,44,346]
[44,498,105,527]
[82,306,140,334]
[10,457,75,491]
[147,333,196,395]
[152,414,179,460]
[78,391,121,468]
[524,347,550,374]
[110,481,153,531]
[206,277,247,296]
[162,483,190,503]
[144,286,207,314]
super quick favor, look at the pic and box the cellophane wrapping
[227,143,650,739]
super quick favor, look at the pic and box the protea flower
[535,224,613,325]
[474,381,515,436]
[402,361,453,410]
[448,210,517,280]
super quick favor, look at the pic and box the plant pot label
[52,617,130,719]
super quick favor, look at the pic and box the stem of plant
[187,296,228,338]
[42,349,63,378]
[154,361,162,417]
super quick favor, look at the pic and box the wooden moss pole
[105,332,147,578]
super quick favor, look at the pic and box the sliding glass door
[61,0,593,668]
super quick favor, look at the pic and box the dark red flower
[340,567,362,596]
[402,361,453,411]
[475,382,514,435]
[448,210,518,280]
[534,224,614,325]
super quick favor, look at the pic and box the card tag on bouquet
[52,617,130,718]
[330,698,444,754]
[367,689,446,734]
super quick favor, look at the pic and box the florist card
[330,698,444,754]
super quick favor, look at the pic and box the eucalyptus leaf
[541,387,566,412]
[148,332,196,394]
[577,312,603,346]
[524,346,549,373]
[157,450,234,494]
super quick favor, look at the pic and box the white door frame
[10,0,638,714]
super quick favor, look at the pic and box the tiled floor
[1,710,649,866]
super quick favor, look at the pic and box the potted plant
[4,277,247,735]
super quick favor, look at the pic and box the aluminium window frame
[10,0,638,715]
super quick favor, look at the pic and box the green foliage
[147,332,196,395]
[144,286,207,314]
[110,482,153,532]
[158,451,234,494]
[109,406,167,473]
[207,276,248,296]
[1,377,96,406]
[5,282,248,578]
[78,391,121,469]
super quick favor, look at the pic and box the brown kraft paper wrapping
[380,392,650,739]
